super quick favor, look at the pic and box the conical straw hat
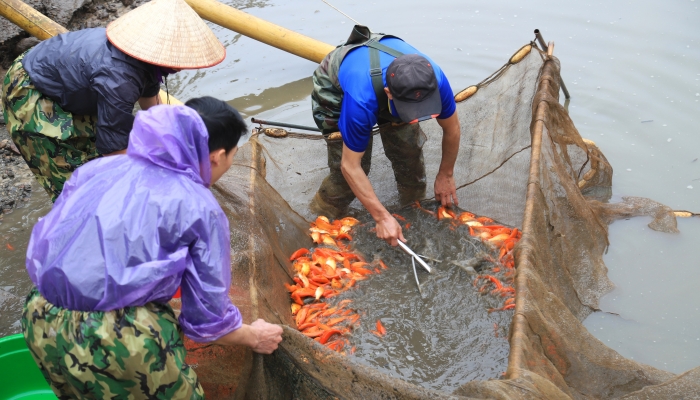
[106,0,225,69]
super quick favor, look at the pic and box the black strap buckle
[369,67,382,76]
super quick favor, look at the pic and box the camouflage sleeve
[311,51,344,135]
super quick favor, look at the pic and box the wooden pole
[0,0,67,39]
[0,0,338,102]
[534,29,570,99]
[183,0,335,63]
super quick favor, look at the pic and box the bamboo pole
[184,0,335,63]
[534,29,570,99]
[0,0,67,39]
[0,0,182,104]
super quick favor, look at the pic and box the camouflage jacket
[311,25,402,134]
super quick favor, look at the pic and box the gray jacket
[22,28,161,154]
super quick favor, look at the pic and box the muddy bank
[0,120,34,221]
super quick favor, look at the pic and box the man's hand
[434,171,458,207]
[249,319,283,354]
[375,214,406,247]
[213,319,282,353]
[341,144,406,246]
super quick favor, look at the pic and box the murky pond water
[1,0,698,380]
[327,206,512,391]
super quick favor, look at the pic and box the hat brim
[392,88,442,124]
[106,0,225,69]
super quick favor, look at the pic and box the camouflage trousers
[1,52,100,202]
[312,122,427,217]
[21,288,204,400]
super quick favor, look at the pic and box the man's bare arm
[340,144,405,246]
[434,112,461,207]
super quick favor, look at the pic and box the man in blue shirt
[311,26,461,246]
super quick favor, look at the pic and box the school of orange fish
[415,202,521,313]
[286,205,521,353]
[286,215,388,354]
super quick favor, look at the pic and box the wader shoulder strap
[366,38,404,122]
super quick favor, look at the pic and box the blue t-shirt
[337,37,456,153]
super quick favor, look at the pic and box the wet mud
[0,123,34,220]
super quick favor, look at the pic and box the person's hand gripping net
[434,171,458,208]
[250,319,283,354]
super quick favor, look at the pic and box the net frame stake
[250,118,321,132]
[534,29,571,100]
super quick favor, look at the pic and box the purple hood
[127,104,212,187]
[26,105,242,342]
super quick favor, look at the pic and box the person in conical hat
[1,0,225,202]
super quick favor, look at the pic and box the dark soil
[0,120,34,221]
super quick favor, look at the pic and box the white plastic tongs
[397,241,432,274]
[397,241,433,294]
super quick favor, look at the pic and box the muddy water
[0,185,51,337]
[1,0,698,382]
[169,0,700,376]
[327,207,512,391]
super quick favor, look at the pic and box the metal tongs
[398,241,432,274]
[397,241,433,294]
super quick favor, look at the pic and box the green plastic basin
[0,334,55,400]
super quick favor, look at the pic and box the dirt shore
[0,119,34,221]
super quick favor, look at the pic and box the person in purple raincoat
[20,97,282,399]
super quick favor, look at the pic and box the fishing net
[170,43,700,398]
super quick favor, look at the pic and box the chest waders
[309,26,428,217]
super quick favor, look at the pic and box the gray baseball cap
[386,54,442,123]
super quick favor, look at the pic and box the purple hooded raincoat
[26,105,242,342]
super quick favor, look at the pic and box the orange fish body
[336,233,353,241]
[437,206,453,220]
[376,319,386,336]
[339,217,360,226]
[322,234,338,247]
[319,329,343,345]
[296,307,309,327]
[391,213,406,222]
[290,248,310,261]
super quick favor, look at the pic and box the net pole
[534,29,571,99]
